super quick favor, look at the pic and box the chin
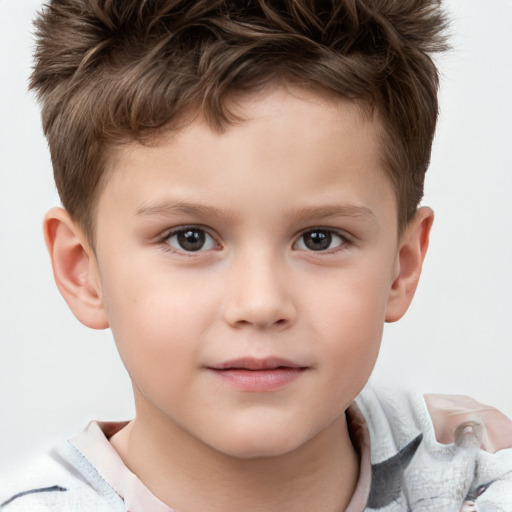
[210,427,308,460]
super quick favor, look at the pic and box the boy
[1,0,511,511]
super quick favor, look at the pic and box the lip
[209,357,303,371]
[207,357,308,392]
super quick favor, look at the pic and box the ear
[43,207,109,329]
[385,207,434,323]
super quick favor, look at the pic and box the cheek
[306,265,391,335]
[100,267,215,389]
[305,268,391,384]
[103,256,213,335]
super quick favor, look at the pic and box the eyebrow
[136,201,233,219]
[287,204,377,223]
[136,201,376,223]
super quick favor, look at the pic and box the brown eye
[295,229,345,252]
[177,229,205,251]
[165,228,216,252]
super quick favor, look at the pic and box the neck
[111,399,359,512]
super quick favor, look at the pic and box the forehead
[97,84,394,231]
[108,81,379,157]
[108,83,381,173]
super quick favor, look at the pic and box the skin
[44,84,433,512]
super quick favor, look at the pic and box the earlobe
[385,207,434,323]
[44,207,109,330]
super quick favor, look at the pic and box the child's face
[89,86,401,457]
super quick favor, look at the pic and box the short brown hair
[30,0,448,239]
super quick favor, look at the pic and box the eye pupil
[304,230,332,251]
[177,229,206,251]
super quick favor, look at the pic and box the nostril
[234,317,288,329]
[223,293,296,329]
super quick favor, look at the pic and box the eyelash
[294,228,348,253]
[159,226,219,255]
[158,226,350,255]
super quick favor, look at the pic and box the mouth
[207,357,308,392]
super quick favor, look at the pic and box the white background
[1,0,511,473]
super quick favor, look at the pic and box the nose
[222,249,296,330]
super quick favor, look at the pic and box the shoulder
[0,441,125,512]
[356,385,512,511]
[356,385,512,453]
[424,393,512,453]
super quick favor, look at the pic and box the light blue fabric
[356,386,512,511]
[0,440,126,511]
